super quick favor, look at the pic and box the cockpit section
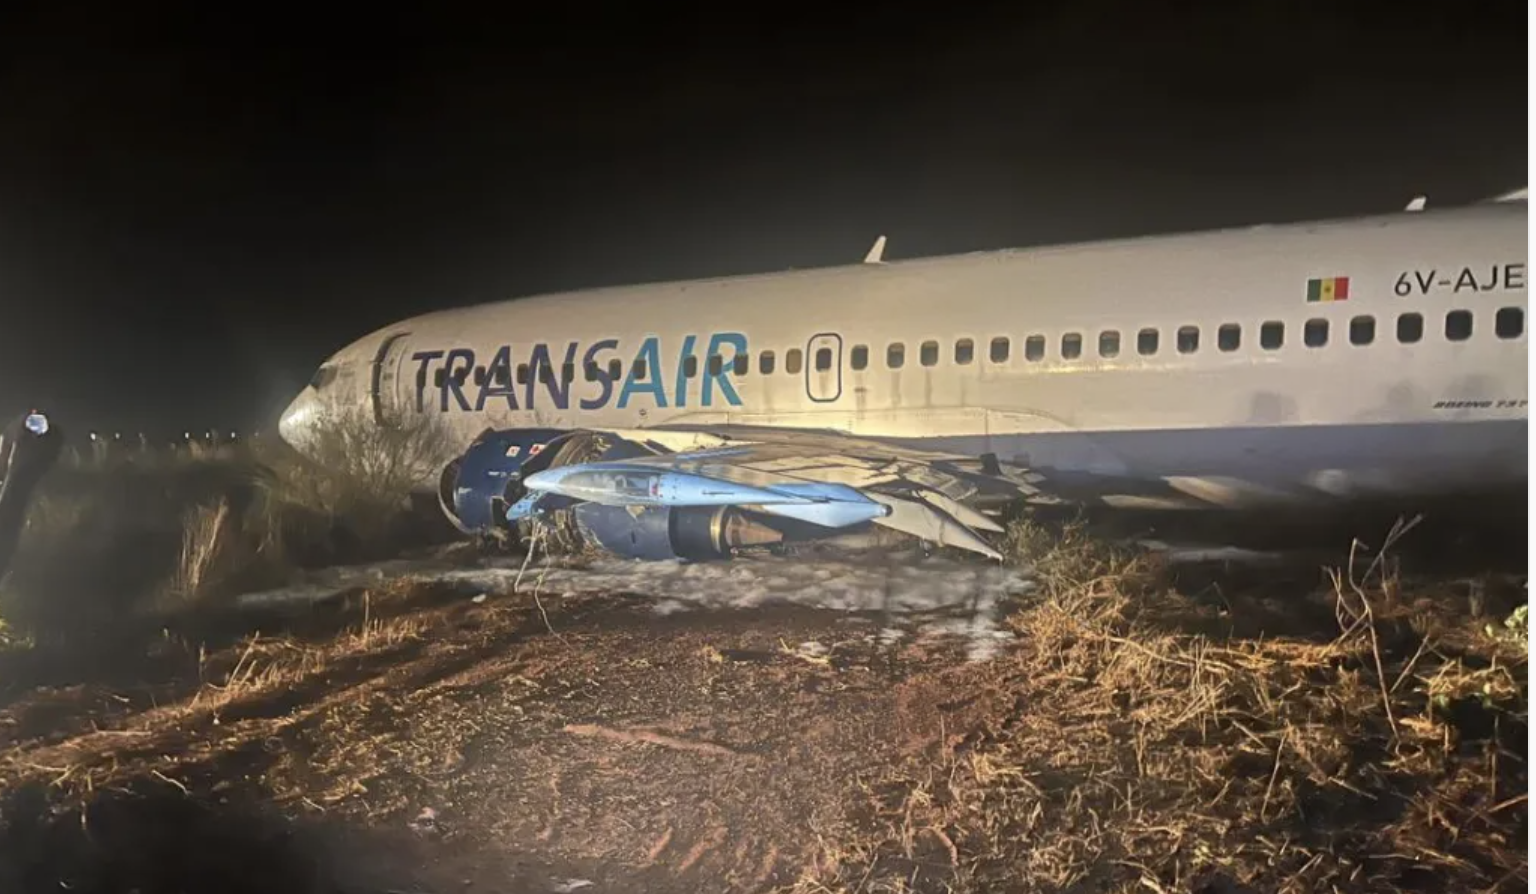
[309,363,341,391]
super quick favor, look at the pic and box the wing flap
[865,493,1003,561]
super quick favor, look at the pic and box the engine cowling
[437,427,573,534]
[569,503,784,561]
[439,427,813,560]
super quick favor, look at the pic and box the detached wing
[516,425,1045,561]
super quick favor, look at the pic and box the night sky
[0,3,1526,438]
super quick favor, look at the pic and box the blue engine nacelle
[440,427,794,559]
[437,428,573,535]
[568,503,779,561]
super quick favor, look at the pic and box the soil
[0,531,1526,894]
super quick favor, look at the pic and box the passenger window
[493,365,511,387]
[1304,318,1328,348]
[1061,333,1082,360]
[633,359,647,380]
[954,338,974,365]
[1176,326,1199,354]
[1495,307,1524,339]
[760,351,776,375]
[584,362,598,382]
[608,359,622,381]
[815,347,832,371]
[887,343,905,368]
[1024,335,1045,361]
[561,362,575,383]
[1260,321,1284,350]
[683,356,697,378]
[517,363,530,385]
[851,345,869,370]
[707,355,723,376]
[733,353,748,375]
[1349,315,1375,346]
[1445,310,1472,341]
[1217,324,1240,352]
[920,340,939,367]
[1098,330,1120,358]
[473,367,487,387]
[434,368,447,388]
[538,364,554,385]
[989,336,1010,363]
[786,349,803,374]
[1396,312,1423,343]
[1137,328,1158,355]
[453,365,470,384]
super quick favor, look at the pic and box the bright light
[23,413,48,435]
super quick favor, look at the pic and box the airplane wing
[447,423,1219,562]
[501,424,1049,561]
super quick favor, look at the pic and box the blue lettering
[474,345,520,411]
[552,341,578,410]
[702,332,746,407]
[617,337,668,409]
[523,343,548,409]
[523,342,577,411]
[441,348,476,412]
[580,338,620,410]
[673,334,697,409]
[411,335,749,415]
[410,350,444,412]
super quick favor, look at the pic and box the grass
[0,409,459,644]
[788,515,1528,892]
[0,435,1523,892]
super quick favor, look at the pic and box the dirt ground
[0,525,1527,894]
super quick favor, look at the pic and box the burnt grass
[0,515,1527,894]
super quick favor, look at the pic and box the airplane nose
[278,387,321,451]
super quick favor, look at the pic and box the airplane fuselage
[281,200,1529,509]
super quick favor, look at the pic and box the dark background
[0,2,1525,438]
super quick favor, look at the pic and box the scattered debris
[561,723,739,758]
[780,639,831,665]
[408,806,441,838]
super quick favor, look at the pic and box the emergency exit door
[805,332,843,403]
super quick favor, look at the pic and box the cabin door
[805,332,843,403]
[370,332,413,426]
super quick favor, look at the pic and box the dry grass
[789,515,1528,893]
[0,411,459,643]
[0,474,1523,893]
[259,407,458,548]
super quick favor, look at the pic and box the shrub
[0,410,460,643]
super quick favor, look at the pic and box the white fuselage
[280,201,1528,508]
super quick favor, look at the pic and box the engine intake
[437,427,574,534]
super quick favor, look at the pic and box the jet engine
[565,503,784,561]
[437,427,573,535]
[438,427,820,559]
